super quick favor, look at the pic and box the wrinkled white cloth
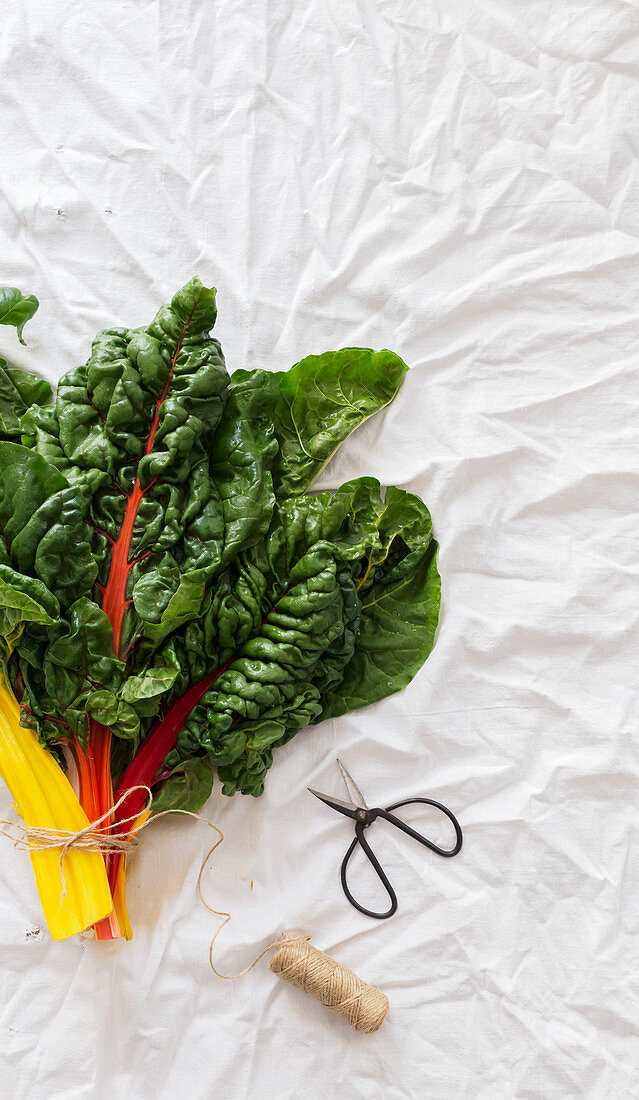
[1,2,638,1097]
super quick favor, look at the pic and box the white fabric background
[1,2,638,1097]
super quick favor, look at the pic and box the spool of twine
[269,932,389,1034]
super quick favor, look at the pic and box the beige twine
[269,933,389,1033]
[2,788,389,1033]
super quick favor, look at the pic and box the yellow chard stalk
[0,667,112,940]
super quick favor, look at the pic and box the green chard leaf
[151,756,215,814]
[0,360,52,443]
[15,597,127,744]
[270,347,408,495]
[317,482,441,720]
[0,564,58,660]
[85,691,140,741]
[0,287,39,345]
[121,663,180,704]
[0,441,96,606]
[209,368,278,565]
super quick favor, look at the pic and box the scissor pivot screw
[356,809,367,821]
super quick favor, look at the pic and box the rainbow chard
[3,278,441,942]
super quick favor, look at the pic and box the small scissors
[308,760,463,919]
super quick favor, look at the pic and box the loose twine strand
[1,788,388,1033]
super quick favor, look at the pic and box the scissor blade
[307,788,359,819]
[336,758,368,810]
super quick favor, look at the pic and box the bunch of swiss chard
[0,278,440,941]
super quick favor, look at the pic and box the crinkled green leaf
[4,366,52,410]
[0,564,58,658]
[0,360,52,442]
[130,367,279,647]
[121,663,180,703]
[271,348,408,496]
[318,484,440,720]
[0,441,96,605]
[132,565,207,646]
[151,756,215,813]
[39,598,125,740]
[0,287,39,345]
[208,368,278,564]
[216,685,324,797]
[118,644,184,717]
[85,690,140,740]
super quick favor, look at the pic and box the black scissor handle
[340,798,463,919]
[341,821,398,920]
[379,797,463,858]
